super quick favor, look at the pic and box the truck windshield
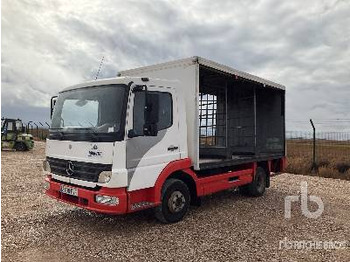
[51,84,127,138]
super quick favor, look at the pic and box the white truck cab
[46,77,186,189]
[44,57,286,223]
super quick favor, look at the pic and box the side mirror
[127,129,137,138]
[144,93,159,136]
[50,96,58,119]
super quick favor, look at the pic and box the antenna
[95,56,104,80]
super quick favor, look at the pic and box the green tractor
[1,118,34,151]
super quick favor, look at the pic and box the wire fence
[286,131,350,159]
[286,130,350,176]
[286,119,350,175]
[25,121,50,140]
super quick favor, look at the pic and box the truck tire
[155,178,191,223]
[15,142,27,151]
[239,167,266,197]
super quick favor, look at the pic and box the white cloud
[1,0,350,131]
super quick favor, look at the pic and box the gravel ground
[1,142,350,261]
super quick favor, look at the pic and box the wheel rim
[168,191,186,213]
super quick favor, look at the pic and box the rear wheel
[15,142,27,151]
[155,179,190,223]
[239,167,266,197]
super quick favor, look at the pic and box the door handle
[168,145,179,151]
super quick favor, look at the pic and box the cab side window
[7,122,14,131]
[133,91,173,135]
[133,91,146,135]
[157,92,172,130]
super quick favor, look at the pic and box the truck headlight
[95,195,119,206]
[98,171,112,183]
[43,160,51,172]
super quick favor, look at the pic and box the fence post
[33,123,39,139]
[310,119,317,171]
[28,122,34,136]
[27,121,33,134]
[45,122,50,140]
[39,122,43,140]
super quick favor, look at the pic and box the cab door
[126,85,180,191]
[2,120,16,141]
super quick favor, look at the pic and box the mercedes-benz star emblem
[66,161,74,176]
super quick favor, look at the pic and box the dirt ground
[1,142,350,261]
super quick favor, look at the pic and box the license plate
[60,185,78,197]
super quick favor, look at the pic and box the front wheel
[15,142,27,151]
[155,179,190,223]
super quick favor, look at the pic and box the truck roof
[60,76,175,93]
[119,56,285,91]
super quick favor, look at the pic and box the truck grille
[47,157,112,182]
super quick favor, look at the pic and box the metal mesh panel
[198,65,285,164]
[199,86,226,148]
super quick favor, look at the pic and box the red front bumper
[45,176,128,214]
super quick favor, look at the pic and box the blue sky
[1,0,350,131]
